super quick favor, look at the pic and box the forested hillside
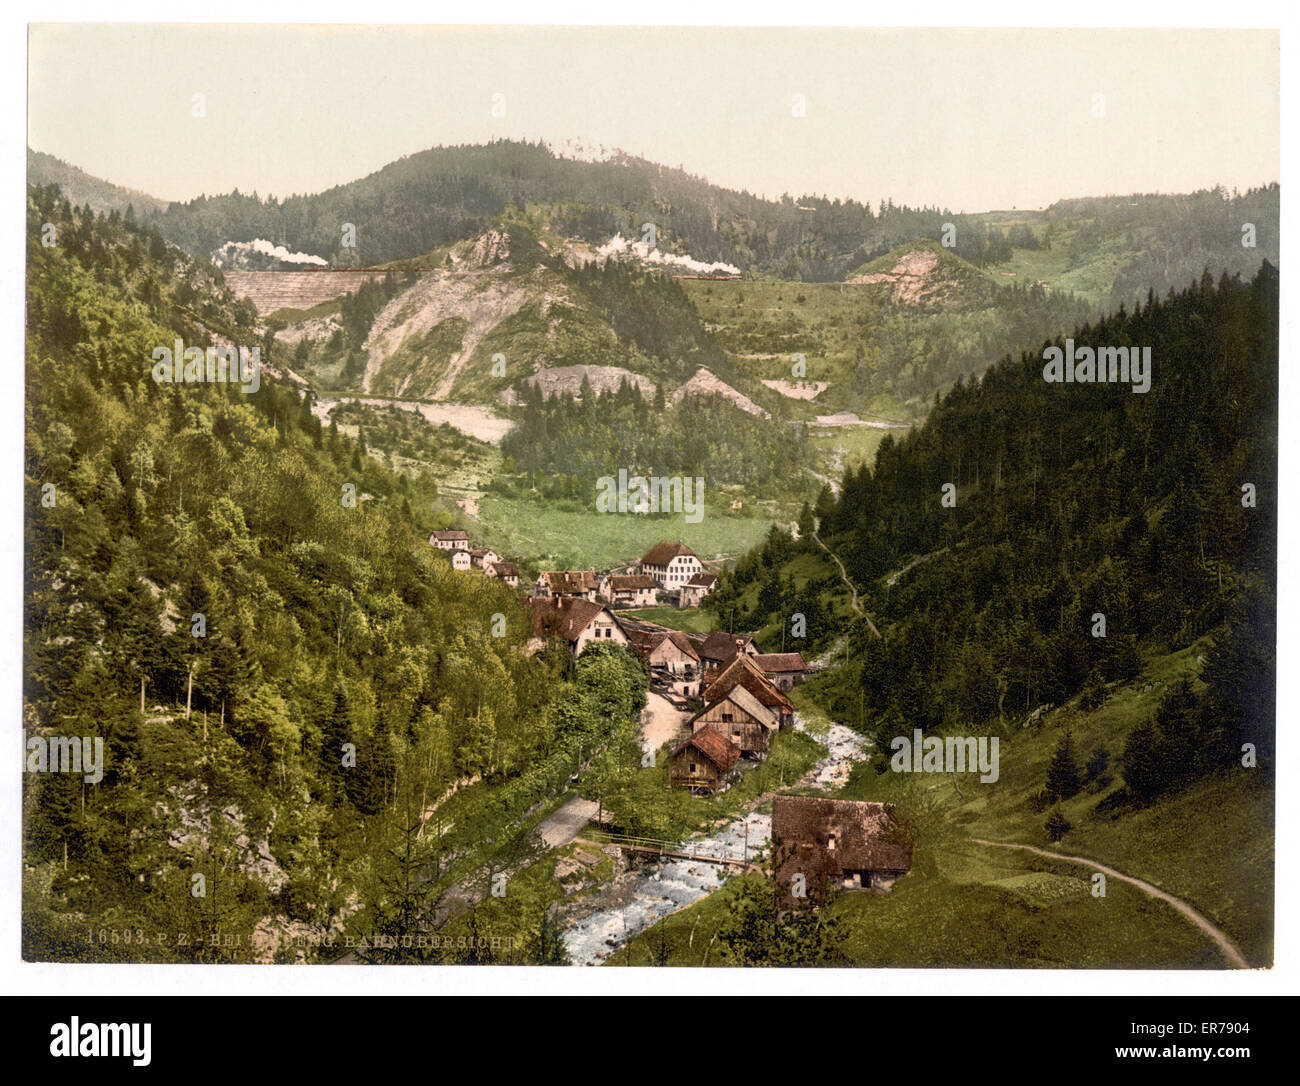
[31,143,1278,305]
[499,377,817,502]
[27,149,171,219]
[144,140,965,278]
[1049,186,1280,309]
[23,185,647,962]
[715,265,1277,791]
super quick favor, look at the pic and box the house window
[689,762,697,773]
[828,834,837,851]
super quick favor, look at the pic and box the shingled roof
[673,728,741,774]
[606,574,658,591]
[702,653,794,712]
[772,796,913,873]
[430,530,469,542]
[753,652,808,674]
[539,570,600,594]
[663,629,701,661]
[699,630,756,662]
[641,541,699,567]
[692,683,778,731]
[527,597,619,643]
[685,571,718,588]
[623,624,701,663]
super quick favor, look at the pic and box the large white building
[639,541,702,590]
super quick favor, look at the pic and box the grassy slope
[614,639,1272,968]
[892,638,1273,967]
[969,209,1137,307]
[475,494,774,571]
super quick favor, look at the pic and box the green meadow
[474,494,774,571]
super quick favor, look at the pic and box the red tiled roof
[673,728,740,773]
[684,572,718,588]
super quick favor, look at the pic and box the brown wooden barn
[701,653,796,728]
[690,684,778,758]
[771,796,913,909]
[669,728,741,795]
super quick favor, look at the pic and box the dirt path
[535,797,600,849]
[969,838,1249,969]
[639,692,690,752]
[813,532,881,638]
[883,548,947,588]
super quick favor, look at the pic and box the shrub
[1045,809,1072,842]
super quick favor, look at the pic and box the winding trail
[812,532,881,639]
[970,838,1249,969]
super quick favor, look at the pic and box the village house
[429,530,470,551]
[468,548,500,570]
[450,549,472,572]
[698,630,759,670]
[669,728,741,795]
[532,570,601,602]
[639,541,703,590]
[771,796,913,909]
[600,573,660,608]
[526,597,629,656]
[679,571,718,608]
[488,560,519,588]
[702,652,796,729]
[621,620,703,696]
[752,652,809,690]
[691,683,778,758]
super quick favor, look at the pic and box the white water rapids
[562,720,870,966]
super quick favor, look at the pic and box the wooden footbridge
[579,831,760,870]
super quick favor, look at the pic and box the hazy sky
[28,25,1279,212]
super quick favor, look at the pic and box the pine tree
[1121,720,1167,803]
[1046,730,1081,801]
